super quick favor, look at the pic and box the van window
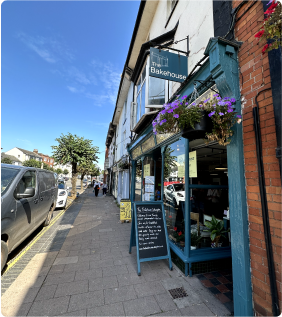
[16,171,36,194]
[1,167,20,195]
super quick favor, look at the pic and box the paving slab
[68,290,104,312]
[28,296,70,316]
[74,268,103,281]
[102,265,129,277]
[134,281,167,298]
[155,293,178,312]
[117,272,146,286]
[123,295,162,316]
[53,256,78,266]
[35,284,58,301]
[89,276,118,291]
[104,285,137,304]
[87,302,125,316]
[44,271,76,286]
[180,303,215,316]
[54,280,89,297]
[1,302,33,317]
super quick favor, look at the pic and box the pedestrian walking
[102,183,108,196]
[93,181,100,197]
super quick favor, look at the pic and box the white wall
[5,148,25,162]
[142,0,214,98]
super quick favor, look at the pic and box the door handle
[34,199,38,204]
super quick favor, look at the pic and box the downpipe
[253,89,280,316]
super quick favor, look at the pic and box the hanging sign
[149,47,188,83]
[189,151,197,177]
[129,202,172,275]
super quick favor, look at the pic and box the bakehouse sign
[149,47,188,83]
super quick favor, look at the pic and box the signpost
[149,47,188,83]
[129,201,172,275]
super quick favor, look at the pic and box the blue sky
[1,0,140,169]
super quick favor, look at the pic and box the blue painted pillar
[131,160,136,202]
[205,38,253,316]
[161,146,166,201]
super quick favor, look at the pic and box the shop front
[128,37,252,315]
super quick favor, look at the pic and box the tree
[52,133,99,197]
[23,159,41,168]
[55,168,63,176]
[1,157,12,164]
[63,169,69,176]
[164,146,177,179]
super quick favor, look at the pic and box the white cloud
[17,32,75,64]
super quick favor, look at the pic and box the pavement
[1,188,231,316]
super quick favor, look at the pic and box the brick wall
[233,1,282,315]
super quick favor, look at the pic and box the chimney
[33,149,38,154]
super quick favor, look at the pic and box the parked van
[1,164,58,271]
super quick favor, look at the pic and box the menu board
[136,203,168,259]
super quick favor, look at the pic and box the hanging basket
[182,111,213,140]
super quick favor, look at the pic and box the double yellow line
[3,202,72,274]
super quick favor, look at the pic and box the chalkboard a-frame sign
[129,201,173,275]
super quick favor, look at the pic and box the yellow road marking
[3,202,73,274]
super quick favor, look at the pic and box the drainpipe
[253,88,280,317]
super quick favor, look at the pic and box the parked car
[56,180,69,209]
[1,164,58,271]
[164,183,185,206]
[63,177,69,181]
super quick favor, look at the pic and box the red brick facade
[233,1,281,315]
[33,149,54,168]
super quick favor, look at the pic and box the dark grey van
[1,164,58,271]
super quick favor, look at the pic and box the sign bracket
[151,35,190,56]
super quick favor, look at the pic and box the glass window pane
[137,93,141,122]
[135,160,142,201]
[163,138,186,250]
[141,135,155,153]
[188,139,228,185]
[137,78,141,94]
[141,82,146,117]
[142,157,155,201]
[149,76,165,105]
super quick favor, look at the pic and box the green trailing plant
[255,0,281,54]
[204,215,229,247]
[191,231,202,247]
[22,159,41,168]
[152,94,242,146]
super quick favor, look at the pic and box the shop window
[134,160,142,201]
[163,138,186,250]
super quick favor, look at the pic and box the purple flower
[219,112,224,116]
[212,104,216,108]
[182,95,187,100]
[237,115,242,118]
[224,97,229,100]
[227,108,233,113]
[176,95,180,98]
[154,132,157,135]
[173,114,179,118]
[230,98,236,103]
[167,109,173,113]
[199,104,203,107]
[208,111,215,117]
[213,94,219,97]
[152,122,157,127]
[216,97,221,100]
[204,98,210,103]
[161,110,166,115]
[185,102,188,105]
[218,101,226,106]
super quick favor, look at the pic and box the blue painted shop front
[128,38,253,316]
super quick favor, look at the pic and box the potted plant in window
[190,231,202,250]
[152,95,242,146]
[203,215,229,248]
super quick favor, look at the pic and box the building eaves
[1,153,21,162]
[17,147,42,158]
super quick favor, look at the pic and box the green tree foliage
[1,157,12,164]
[55,168,63,175]
[63,169,69,176]
[51,133,99,197]
[22,159,41,168]
[164,146,177,179]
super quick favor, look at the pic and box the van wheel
[1,241,8,272]
[43,206,54,227]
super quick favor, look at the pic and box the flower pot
[182,111,213,140]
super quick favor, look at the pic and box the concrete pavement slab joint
[53,256,79,266]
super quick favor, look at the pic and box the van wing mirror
[15,187,35,199]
